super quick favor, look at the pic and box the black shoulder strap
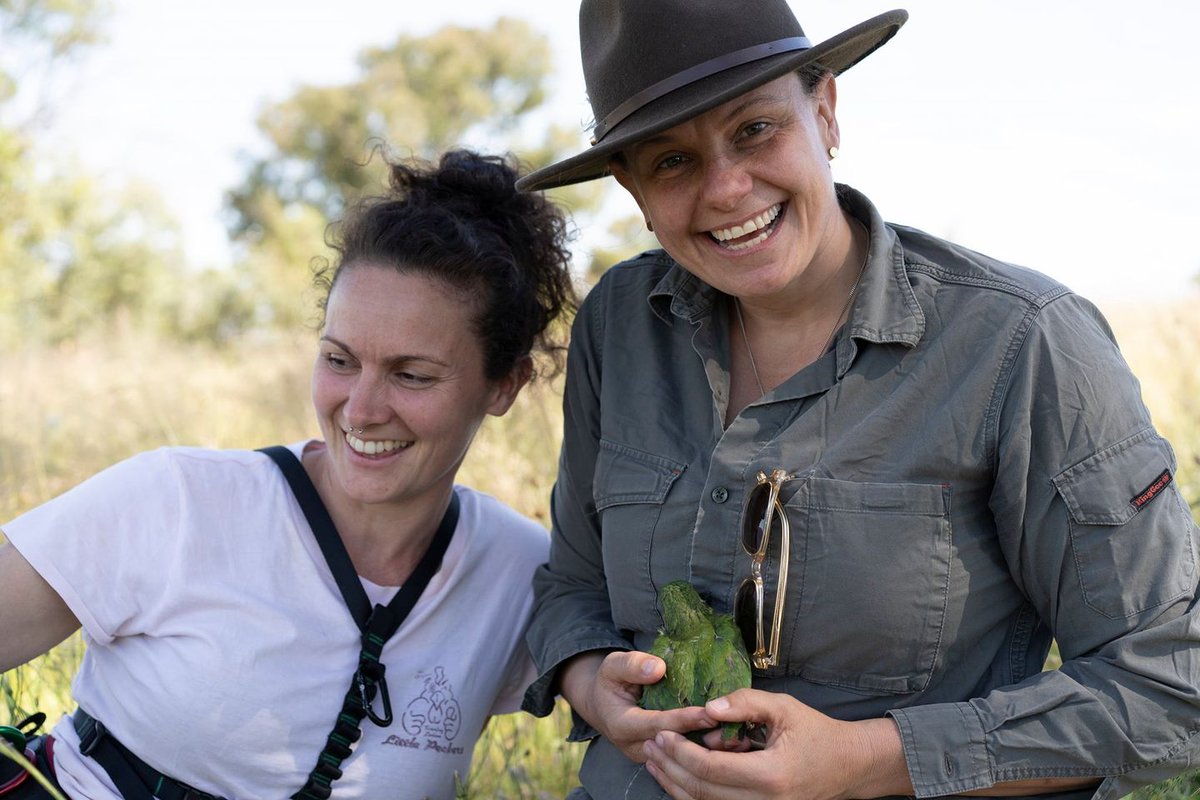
[259,445,459,635]
[258,445,460,800]
[259,444,371,626]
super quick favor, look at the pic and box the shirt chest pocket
[780,477,952,695]
[593,440,685,632]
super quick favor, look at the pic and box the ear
[485,355,533,417]
[814,73,841,155]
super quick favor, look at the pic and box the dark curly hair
[316,149,577,380]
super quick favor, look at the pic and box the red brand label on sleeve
[1131,469,1172,510]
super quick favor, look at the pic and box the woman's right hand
[559,650,716,764]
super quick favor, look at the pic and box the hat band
[590,36,813,145]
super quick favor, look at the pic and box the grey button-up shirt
[525,186,1200,799]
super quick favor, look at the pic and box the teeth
[345,432,410,455]
[711,204,782,244]
[724,229,771,252]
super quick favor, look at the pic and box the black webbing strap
[260,446,371,625]
[258,445,459,800]
[73,709,222,800]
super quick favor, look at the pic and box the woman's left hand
[641,688,913,800]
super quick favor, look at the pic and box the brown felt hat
[517,1,907,192]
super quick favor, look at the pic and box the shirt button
[711,486,730,504]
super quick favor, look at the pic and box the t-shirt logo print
[401,666,462,743]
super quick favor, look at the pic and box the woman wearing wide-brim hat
[520,1,1200,799]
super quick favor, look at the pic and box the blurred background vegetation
[0,0,653,349]
[1,1,1198,797]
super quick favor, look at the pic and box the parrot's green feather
[639,580,754,744]
[696,613,751,740]
[641,677,678,711]
[642,633,678,711]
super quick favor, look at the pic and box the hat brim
[517,9,908,192]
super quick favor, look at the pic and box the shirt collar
[838,184,925,354]
[647,184,926,369]
[647,255,713,324]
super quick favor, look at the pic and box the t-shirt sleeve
[3,448,185,646]
[486,508,549,717]
[488,641,538,716]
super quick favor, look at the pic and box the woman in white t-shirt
[0,149,576,800]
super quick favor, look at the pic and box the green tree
[0,0,222,348]
[225,17,646,331]
[0,0,107,130]
[0,151,199,347]
[227,17,558,238]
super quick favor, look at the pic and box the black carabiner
[356,672,394,727]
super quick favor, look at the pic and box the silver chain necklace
[734,227,869,398]
[734,298,767,397]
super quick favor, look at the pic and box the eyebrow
[720,91,788,123]
[631,90,790,151]
[320,335,451,368]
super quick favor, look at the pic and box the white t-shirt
[4,444,548,800]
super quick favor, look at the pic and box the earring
[828,146,839,160]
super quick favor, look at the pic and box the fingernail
[641,660,657,677]
[709,697,730,712]
[656,732,666,747]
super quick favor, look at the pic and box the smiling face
[311,264,526,510]
[610,72,850,307]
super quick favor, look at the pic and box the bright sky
[40,0,1200,306]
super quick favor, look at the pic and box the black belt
[73,710,223,800]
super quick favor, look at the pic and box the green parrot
[640,580,752,742]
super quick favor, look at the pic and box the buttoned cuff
[887,702,994,797]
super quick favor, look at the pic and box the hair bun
[392,150,524,212]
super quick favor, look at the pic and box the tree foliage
[0,0,225,348]
[225,18,644,331]
[2,9,649,351]
[0,0,106,130]
[0,0,265,347]
[227,17,557,241]
[0,162,189,344]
